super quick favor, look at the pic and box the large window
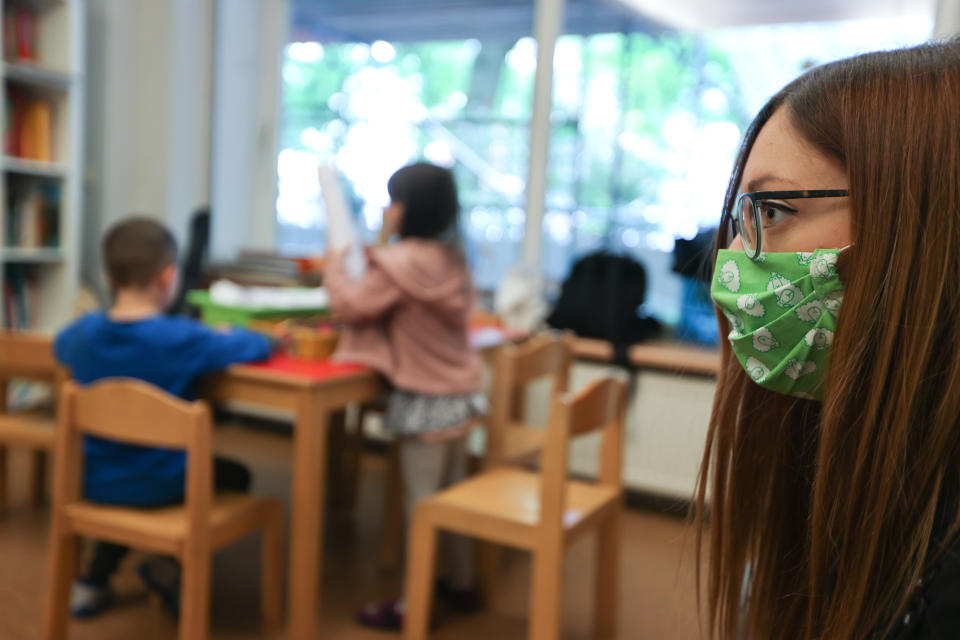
[278,37,535,288]
[276,13,931,323]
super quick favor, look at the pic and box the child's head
[102,217,179,307]
[385,162,459,241]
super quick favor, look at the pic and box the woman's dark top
[882,490,960,640]
[883,533,960,639]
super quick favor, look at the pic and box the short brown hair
[102,217,177,288]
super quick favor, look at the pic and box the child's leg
[136,457,251,616]
[82,542,128,586]
[212,456,251,492]
[399,437,448,517]
[70,542,126,617]
[439,437,474,591]
[399,435,475,591]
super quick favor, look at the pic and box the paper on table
[318,164,366,280]
[209,280,329,309]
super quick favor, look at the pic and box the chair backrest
[485,332,574,466]
[0,333,65,413]
[0,332,60,378]
[52,380,213,529]
[538,377,628,529]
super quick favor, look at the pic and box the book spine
[14,7,36,62]
[3,278,14,329]
[7,92,54,161]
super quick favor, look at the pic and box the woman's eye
[758,201,795,228]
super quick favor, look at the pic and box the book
[3,6,37,62]
[5,179,60,248]
[20,98,52,161]
[2,265,37,329]
[4,88,54,161]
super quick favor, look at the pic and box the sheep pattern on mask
[711,248,843,401]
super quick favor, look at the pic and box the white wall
[210,0,287,261]
[82,0,214,299]
[936,0,960,37]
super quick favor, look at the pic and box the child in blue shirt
[54,217,272,617]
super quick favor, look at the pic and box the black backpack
[547,251,660,363]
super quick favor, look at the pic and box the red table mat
[245,326,515,382]
[246,354,369,381]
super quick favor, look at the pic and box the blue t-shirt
[54,312,272,506]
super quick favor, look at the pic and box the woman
[699,41,960,639]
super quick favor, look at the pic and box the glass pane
[276,32,534,288]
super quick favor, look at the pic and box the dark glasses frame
[736,189,849,260]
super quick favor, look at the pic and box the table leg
[288,392,329,640]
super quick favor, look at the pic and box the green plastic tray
[186,290,329,327]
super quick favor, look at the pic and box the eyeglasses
[735,190,849,260]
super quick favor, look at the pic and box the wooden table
[204,328,509,639]
[570,336,720,377]
[204,356,383,640]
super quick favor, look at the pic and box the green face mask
[710,248,844,400]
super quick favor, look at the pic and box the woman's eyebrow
[745,175,802,192]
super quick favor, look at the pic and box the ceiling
[614,0,936,30]
[289,0,937,42]
[289,0,667,43]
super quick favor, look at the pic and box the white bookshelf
[0,0,83,333]
[3,156,68,177]
[0,246,62,262]
[3,61,70,90]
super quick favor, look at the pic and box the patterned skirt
[385,390,488,437]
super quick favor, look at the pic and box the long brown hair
[697,40,960,640]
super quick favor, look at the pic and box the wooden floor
[0,422,704,639]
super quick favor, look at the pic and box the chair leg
[380,441,404,572]
[595,510,620,639]
[327,409,348,508]
[260,502,284,633]
[529,545,565,640]
[402,509,439,640]
[42,529,79,640]
[178,553,211,640]
[32,450,48,506]
[0,446,7,510]
[341,407,366,512]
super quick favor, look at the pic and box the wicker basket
[293,328,340,360]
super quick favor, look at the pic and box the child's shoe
[357,597,405,631]
[137,555,181,616]
[70,579,115,618]
[436,579,483,613]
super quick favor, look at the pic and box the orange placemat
[247,354,369,380]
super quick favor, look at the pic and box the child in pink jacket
[324,162,485,630]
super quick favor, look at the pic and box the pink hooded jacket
[325,239,482,396]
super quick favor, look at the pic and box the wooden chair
[403,376,628,640]
[378,332,574,573]
[43,379,284,640]
[483,332,574,469]
[0,332,65,508]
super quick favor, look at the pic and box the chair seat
[65,492,280,556]
[0,408,56,448]
[425,468,620,547]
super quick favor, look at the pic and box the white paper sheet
[318,164,366,280]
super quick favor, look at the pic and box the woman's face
[732,107,852,253]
